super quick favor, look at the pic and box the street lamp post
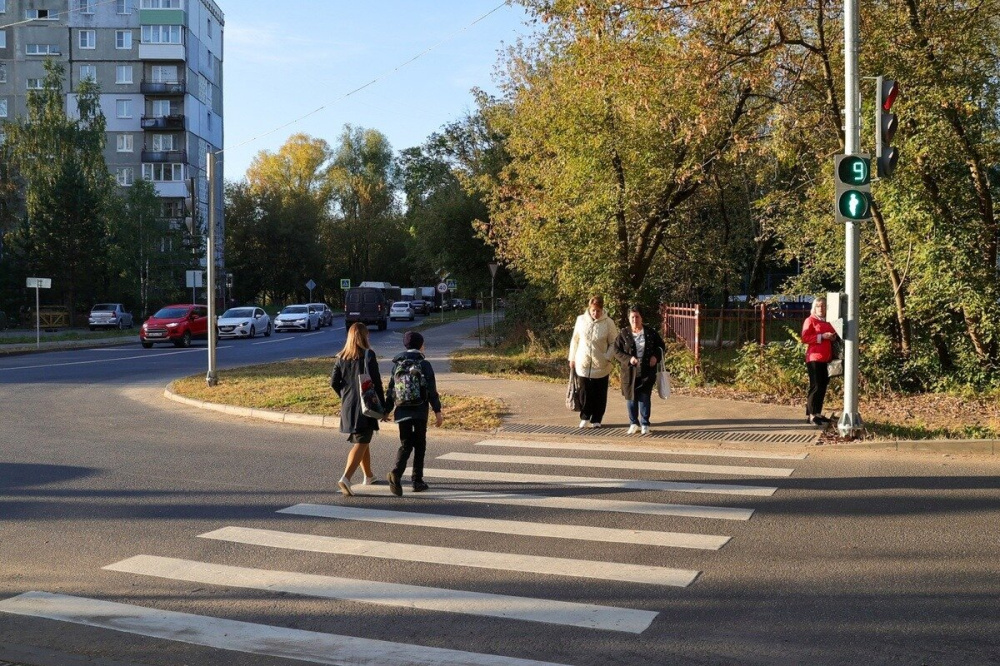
[488,262,499,344]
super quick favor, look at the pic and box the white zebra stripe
[438,452,795,477]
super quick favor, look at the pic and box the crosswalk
[0,436,808,665]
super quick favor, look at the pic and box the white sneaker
[579,419,590,429]
[592,422,602,428]
[627,425,639,435]
[641,426,650,436]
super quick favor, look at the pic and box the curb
[0,336,133,356]
[162,387,998,455]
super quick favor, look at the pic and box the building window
[206,18,212,38]
[27,78,45,90]
[151,134,174,151]
[140,0,181,8]
[206,112,212,131]
[150,65,178,83]
[161,201,183,218]
[116,30,132,49]
[115,65,133,84]
[76,0,95,14]
[0,1,6,13]
[116,0,132,14]
[26,44,61,56]
[151,99,172,117]
[116,99,132,118]
[0,100,7,118]
[116,167,134,187]
[80,65,97,82]
[0,64,6,84]
[142,163,184,182]
[25,8,56,20]
[117,134,134,153]
[0,32,5,49]
[79,30,96,49]
[141,25,182,45]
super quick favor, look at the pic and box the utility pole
[839,0,864,437]
[206,152,218,387]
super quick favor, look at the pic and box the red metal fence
[660,302,810,372]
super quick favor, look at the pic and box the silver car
[274,304,320,332]
[309,303,334,327]
[88,303,133,331]
[217,306,271,339]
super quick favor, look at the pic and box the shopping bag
[566,371,585,411]
[656,355,671,400]
[358,351,385,419]
[828,338,844,378]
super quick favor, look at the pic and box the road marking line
[349,486,753,521]
[277,504,730,550]
[0,347,214,372]
[438,453,794,478]
[475,439,808,461]
[104,555,656,633]
[250,336,295,345]
[420,467,778,496]
[0,592,568,666]
[200,526,700,587]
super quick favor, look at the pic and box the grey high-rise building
[0,0,224,262]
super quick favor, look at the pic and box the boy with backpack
[384,331,443,495]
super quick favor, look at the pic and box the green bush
[733,339,807,399]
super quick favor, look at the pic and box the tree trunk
[870,205,912,357]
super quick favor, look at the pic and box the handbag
[828,338,844,378]
[566,370,585,411]
[656,352,671,400]
[357,350,385,419]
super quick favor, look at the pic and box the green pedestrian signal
[834,154,872,222]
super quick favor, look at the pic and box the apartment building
[0,0,224,261]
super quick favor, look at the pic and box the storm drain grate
[500,422,818,444]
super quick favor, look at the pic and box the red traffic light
[881,79,899,111]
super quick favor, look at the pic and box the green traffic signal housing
[834,154,872,222]
[876,77,900,178]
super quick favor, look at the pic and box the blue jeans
[626,389,652,426]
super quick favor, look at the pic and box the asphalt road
[2,318,1000,665]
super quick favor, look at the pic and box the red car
[140,304,209,348]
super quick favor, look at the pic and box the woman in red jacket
[801,297,838,426]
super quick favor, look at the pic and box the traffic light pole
[206,151,218,387]
[840,0,864,437]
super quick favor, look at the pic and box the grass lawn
[0,328,137,345]
[170,356,504,432]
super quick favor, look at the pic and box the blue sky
[221,1,534,181]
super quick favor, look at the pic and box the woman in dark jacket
[331,322,386,496]
[613,306,665,435]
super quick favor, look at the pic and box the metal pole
[490,276,495,344]
[839,0,864,437]
[35,285,40,349]
[206,152,218,386]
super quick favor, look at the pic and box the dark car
[140,304,209,348]
[344,287,388,330]
[410,300,428,316]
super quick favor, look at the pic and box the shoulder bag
[656,350,671,400]
[358,350,385,419]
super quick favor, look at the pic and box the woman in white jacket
[568,296,619,427]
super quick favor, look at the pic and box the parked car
[274,304,321,332]
[390,301,415,321]
[450,299,466,310]
[344,287,388,330]
[140,304,208,348]
[461,299,474,309]
[410,299,428,316]
[88,303,133,331]
[309,303,334,327]
[217,306,271,339]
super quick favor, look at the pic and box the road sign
[306,279,316,291]
[185,271,204,288]
[26,277,51,289]
[340,278,351,289]
[446,278,457,290]
[488,262,499,278]
[436,282,449,294]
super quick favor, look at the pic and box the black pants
[580,375,610,424]
[806,361,829,416]
[392,419,427,483]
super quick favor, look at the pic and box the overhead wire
[220,1,508,156]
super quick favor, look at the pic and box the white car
[274,304,320,332]
[217,306,271,339]
[390,301,415,321]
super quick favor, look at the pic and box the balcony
[141,80,185,95]
[142,149,187,163]
[140,115,185,130]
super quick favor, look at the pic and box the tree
[4,60,113,322]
